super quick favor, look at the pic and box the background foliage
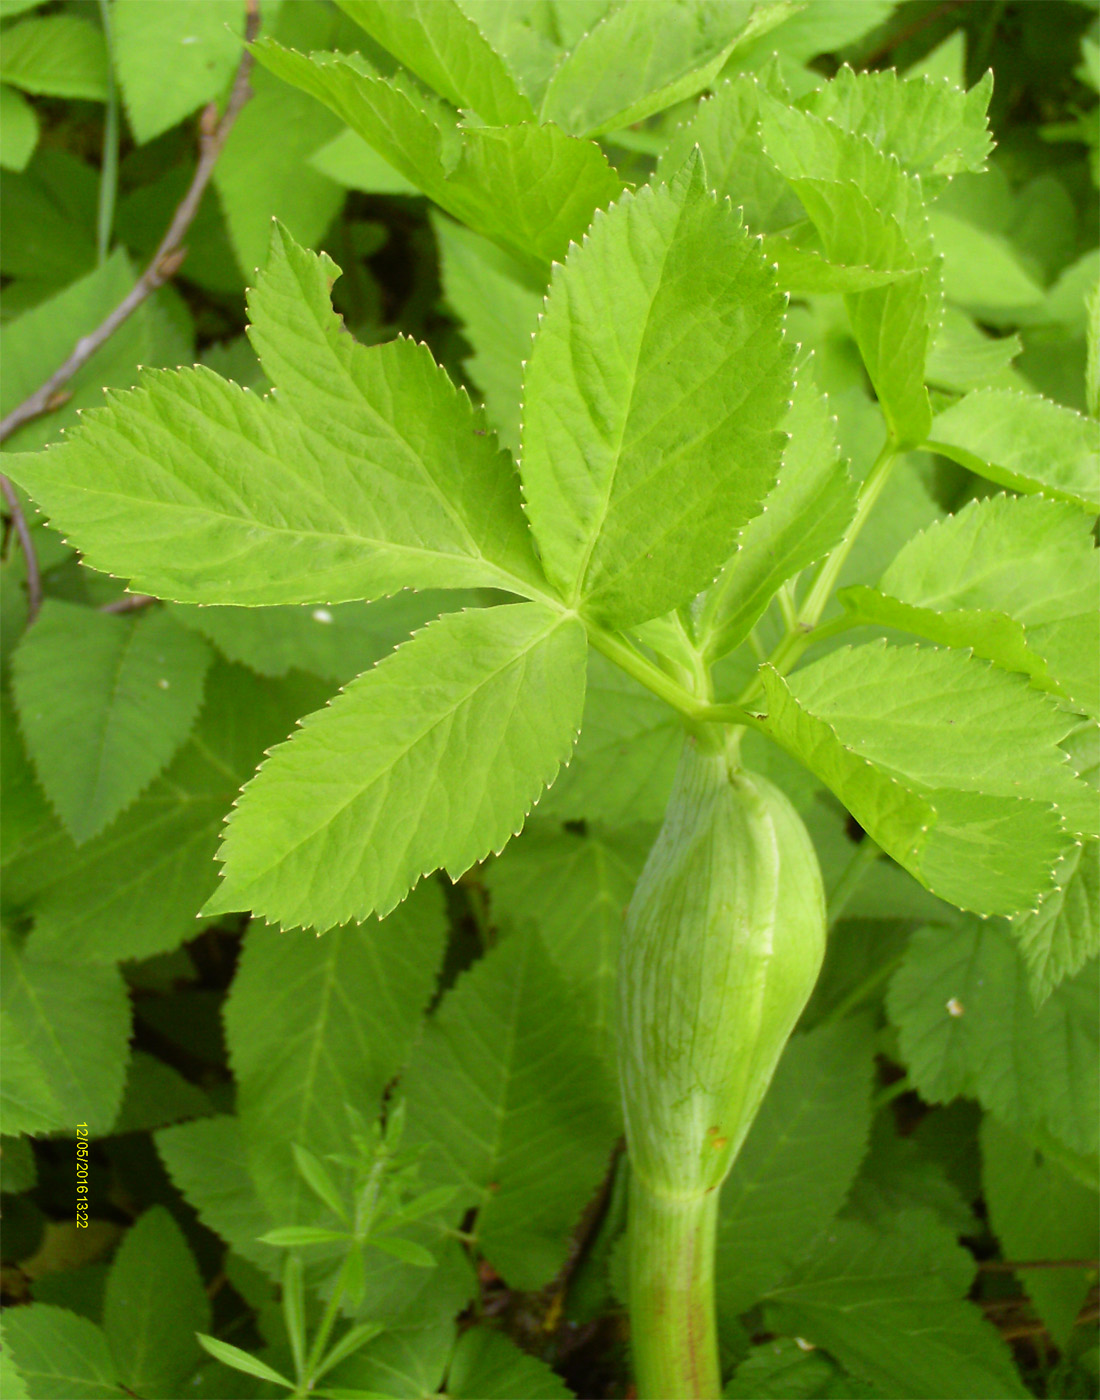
[1,2,1097,1398]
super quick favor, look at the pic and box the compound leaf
[927,388,1100,511]
[539,0,785,137]
[841,493,1100,717]
[402,923,617,1291]
[695,361,857,659]
[12,601,212,844]
[758,643,1087,917]
[5,229,544,606]
[206,602,586,929]
[336,0,535,123]
[521,154,791,626]
[887,919,1099,1158]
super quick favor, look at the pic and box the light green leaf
[929,209,1045,315]
[840,493,1100,718]
[4,666,327,965]
[170,591,482,685]
[0,84,37,170]
[207,603,585,928]
[694,361,857,660]
[213,55,345,278]
[803,65,994,188]
[760,98,938,447]
[5,232,544,606]
[250,40,623,270]
[224,883,447,1220]
[761,235,907,294]
[0,929,130,1136]
[402,924,617,1290]
[1013,837,1099,1005]
[0,15,108,100]
[156,1115,279,1274]
[431,212,540,455]
[740,0,894,64]
[981,1115,1099,1350]
[887,919,1099,1158]
[485,820,652,1060]
[758,643,1084,917]
[0,1320,30,1400]
[12,601,211,844]
[539,0,785,137]
[371,1235,436,1268]
[925,309,1022,393]
[1086,280,1099,418]
[717,1017,876,1323]
[538,648,681,825]
[103,1206,210,1399]
[656,70,804,235]
[1,1306,118,1400]
[521,154,791,626]
[336,0,534,123]
[112,0,249,146]
[447,1326,574,1399]
[927,387,1100,511]
[763,1214,1029,1400]
[309,127,419,193]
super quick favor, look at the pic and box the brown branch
[0,474,42,622]
[0,0,261,448]
[99,593,157,614]
[862,0,966,69]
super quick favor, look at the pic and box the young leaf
[4,667,329,965]
[1,1305,118,1400]
[762,1213,1029,1400]
[759,97,938,448]
[206,603,586,928]
[292,1143,349,1222]
[981,1114,1099,1350]
[260,1226,350,1246]
[716,1017,876,1323]
[693,361,858,660]
[431,212,541,455]
[655,70,804,235]
[802,65,994,189]
[4,229,545,607]
[757,642,1089,917]
[887,919,1099,1157]
[103,1206,210,1399]
[370,1234,437,1268]
[336,0,535,123]
[840,493,1100,717]
[12,602,212,844]
[1,928,131,1136]
[250,40,623,270]
[927,387,1100,511]
[402,923,617,1290]
[446,1326,574,1399]
[521,153,792,626]
[538,0,785,137]
[224,883,447,1220]
[485,819,653,1059]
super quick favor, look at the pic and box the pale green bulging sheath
[620,739,827,1198]
[619,737,826,1399]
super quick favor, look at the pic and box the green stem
[628,1174,721,1400]
[296,1255,352,1396]
[586,625,707,724]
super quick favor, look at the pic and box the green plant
[2,3,1098,1399]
